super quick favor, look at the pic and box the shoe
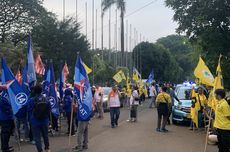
[161,128,169,132]
[83,145,88,150]
[30,140,36,145]
[71,133,76,136]
[73,146,83,152]
[45,149,51,152]
[111,125,115,128]
[126,119,130,122]
[156,128,161,132]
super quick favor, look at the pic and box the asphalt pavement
[9,99,217,152]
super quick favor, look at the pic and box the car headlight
[175,105,182,110]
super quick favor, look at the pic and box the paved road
[11,99,217,152]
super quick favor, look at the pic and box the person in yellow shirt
[190,87,207,129]
[214,89,230,152]
[156,86,171,133]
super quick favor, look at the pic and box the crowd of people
[0,81,229,152]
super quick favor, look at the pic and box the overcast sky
[42,0,178,51]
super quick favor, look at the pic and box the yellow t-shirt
[156,92,171,104]
[214,99,230,130]
[194,94,207,111]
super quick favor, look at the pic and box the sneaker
[156,128,161,132]
[83,145,88,150]
[126,119,130,122]
[73,146,83,152]
[45,149,51,152]
[71,133,76,137]
[161,128,169,132]
[30,140,36,145]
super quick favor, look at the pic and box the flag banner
[132,67,140,82]
[1,58,29,116]
[74,56,92,121]
[83,63,92,74]
[194,57,214,86]
[49,64,60,118]
[15,69,22,85]
[213,56,224,90]
[35,54,45,75]
[63,62,69,82]
[22,66,30,95]
[42,66,51,96]
[146,69,154,84]
[113,70,126,83]
[26,34,37,86]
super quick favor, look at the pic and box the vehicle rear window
[177,88,192,100]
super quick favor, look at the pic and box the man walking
[94,85,103,119]
[149,82,157,108]
[108,86,121,128]
[28,85,51,152]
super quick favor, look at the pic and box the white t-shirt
[94,88,103,103]
[130,90,139,105]
[149,86,157,97]
[109,92,120,107]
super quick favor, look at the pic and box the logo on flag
[15,93,28,105]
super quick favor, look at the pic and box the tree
[32,15,90,81]
[0,0,46,43]
[102,0,126,66]
[133,42,183,83]
[165,0,230,88]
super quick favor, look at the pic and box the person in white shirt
[107,86,120,128]
[149,82,157,108]
[129,86,139,122]
[94,85,103,119]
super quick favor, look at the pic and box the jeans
[96,102,103,118]
[0,120,14,151]
[149,96,156,108]
[77,121,89,150]
[157,103,168,130]
[217,129,230,152]
[16,117,29,139]
[110,107,120,127]
[51,114,58,131]
[32,124,49,152]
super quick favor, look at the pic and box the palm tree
[102,0,126,66]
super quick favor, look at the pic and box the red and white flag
[15,69,22,85]
[35,54,45,75]
[63,62,69,82]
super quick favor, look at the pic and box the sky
[42,0,178,51]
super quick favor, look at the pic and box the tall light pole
[95,9,98,49]
[109,7,111,62]
[76,0,78,22]
[63,0,65,21]
[101,0,104,61]
[85,2,88,38]
[126,20,128,67]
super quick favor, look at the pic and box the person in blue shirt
[27,84,51,152]
[0,90,14,152]
[63,88,76,136]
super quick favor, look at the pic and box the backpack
[33,96,50,120]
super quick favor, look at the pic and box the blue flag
[74,56,92,121]
[1,58,29,116]
[146,69,154,84]
[58,65,64,100]
[26,34,36,86]
[42,66,51,96]
[46,64,60,118]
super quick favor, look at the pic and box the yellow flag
[126,74,132,97]
[132,68,140,83]
[83,63,92,74]
[194,57,214,86]
[113,70,126,83]
[213,57,224,89]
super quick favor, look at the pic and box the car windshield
[177,87,192,100]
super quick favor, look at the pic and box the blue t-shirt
[27,95,50,126]
[64,95,73,113]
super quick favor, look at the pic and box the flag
[146,69,154,84]
[113,70,126,83]
[22,66,30,95]
[15,69,22,85]
[42,65,51,96]
[213,55,224,90]
[63,62,69,82]
[59,65,64,100]
[48,64,60,118]
[83,63,92,74]
[194,57,214,86]
[74,56,92,121]
[132,67,140,83]
[35,54,45,75]
[26,34,37,86]
[126,74,132,97]
[1,58,29,116]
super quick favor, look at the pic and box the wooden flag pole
[204,109,213,152]
[68,95,75,150]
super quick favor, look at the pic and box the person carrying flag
[0,90,14,152]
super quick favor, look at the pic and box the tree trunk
[120,12,125,66]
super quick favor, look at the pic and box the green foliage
[0,0,46,43]
[133,42,183,83]
[165,0,230,88]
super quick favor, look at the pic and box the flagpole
[92,0,94,50]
